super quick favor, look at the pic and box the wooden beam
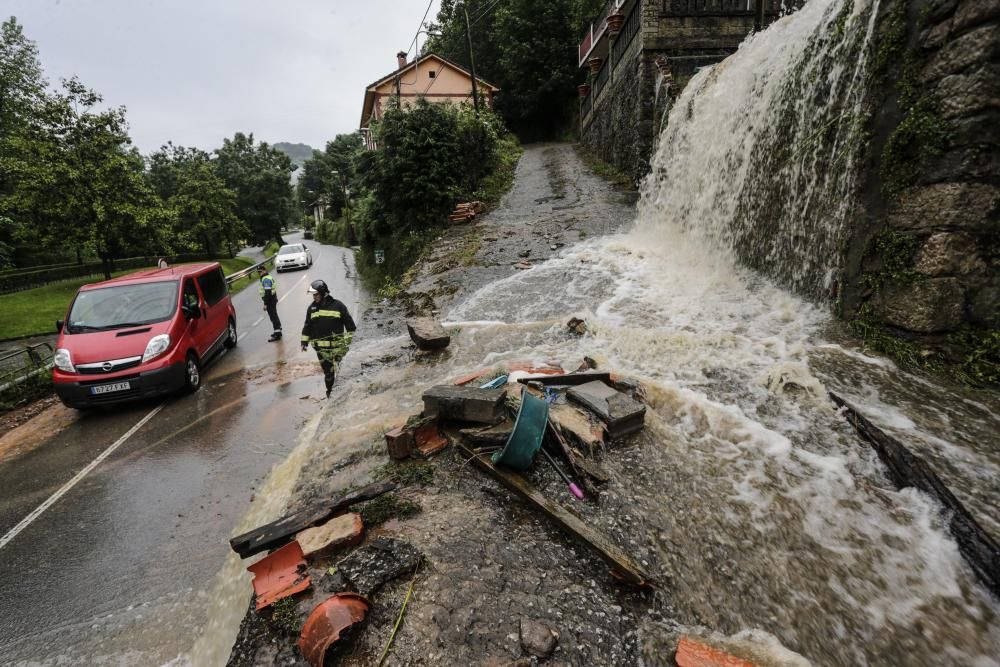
[457,442,654,587]
[516,371,613,387]
[830,392,999,598]
[229,481,396,559]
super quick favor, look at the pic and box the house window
[428,71,436,79]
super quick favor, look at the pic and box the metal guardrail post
[0,342,55,394]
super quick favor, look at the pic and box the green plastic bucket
[492,392,549,471]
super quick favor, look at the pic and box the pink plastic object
[569,483,585,500]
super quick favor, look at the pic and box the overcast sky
[7,0,443,154]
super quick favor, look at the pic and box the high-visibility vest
[258,273,277,298]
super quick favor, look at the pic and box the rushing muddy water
[188,0,997,664]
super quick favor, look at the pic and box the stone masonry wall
[581,23,649,184]
[580,0,786,182]
[845,0,999,377]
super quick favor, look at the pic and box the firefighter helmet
[308,280,329,295]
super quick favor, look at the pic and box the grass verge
[0,256,255,340]
[263,240,281,257]
[574,144,637,190]
[219,256,256,294]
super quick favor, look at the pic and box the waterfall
[638,0,881,300]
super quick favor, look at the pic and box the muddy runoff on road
[186,143,997,666]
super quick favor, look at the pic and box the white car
[275,243,313,272]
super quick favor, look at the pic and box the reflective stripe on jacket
[301,295,357,353]
[258,273,277,300]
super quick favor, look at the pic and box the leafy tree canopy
[214,132,296,245]
[147,143,246,256]
[426,0,604,140]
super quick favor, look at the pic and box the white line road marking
[0,403,165,551]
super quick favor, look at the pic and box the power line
[405,0,436,59]
[470,0,504,27]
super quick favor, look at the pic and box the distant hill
[274,142,315,167]
[274,142,314,184]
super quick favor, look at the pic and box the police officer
[258,265,282,342]
[301,280,356,397]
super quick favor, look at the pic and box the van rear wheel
[184,353,201,393]
[224,318,238,348]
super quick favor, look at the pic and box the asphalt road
[0,233,367,665]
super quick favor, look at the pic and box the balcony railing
[611,2,641,70]
[578,0,627,66]
[593,59,610,99]
[659,0,784,15]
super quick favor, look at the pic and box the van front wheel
[224,318,238,349]
[184,353,201,393]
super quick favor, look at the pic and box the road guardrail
[224,254,276,286]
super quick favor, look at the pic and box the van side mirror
[182,304,201,320]
[56,319,64,333]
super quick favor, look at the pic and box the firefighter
[300,279,356,397]
[258,265,282,342]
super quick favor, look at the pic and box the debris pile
[228,481,424,666]
[225,314,817,663]
[448,200,484,224]
[380,341,656,588]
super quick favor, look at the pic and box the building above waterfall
[578,0,802,182]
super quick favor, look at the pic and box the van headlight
[142,334,171,362]
[54,348,75,373]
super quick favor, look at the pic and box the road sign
[374,249,385,265]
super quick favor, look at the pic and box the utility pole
[463,3,480,114]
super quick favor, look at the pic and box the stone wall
[580,0,788,181]
[581,20,650,183]
[845,0,999,377]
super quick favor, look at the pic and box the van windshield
[67,281,179,333]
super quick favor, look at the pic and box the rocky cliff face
[846,0,999,382]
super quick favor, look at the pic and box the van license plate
[92,381,131,395]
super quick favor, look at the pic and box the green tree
[426,0,603,140]
[0,16,47,266]
[214,132,295,245]
[147,143,246,256]
[0,17,45,146]
[296,132,363,217]
[1,78,161,278]
[359,98,463,237]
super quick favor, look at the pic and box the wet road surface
[0,235,366,665]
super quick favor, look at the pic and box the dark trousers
[264,299,281,333]
[316,349,338,393]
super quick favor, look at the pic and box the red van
[52,263,238,408]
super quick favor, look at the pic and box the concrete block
[567,381,645,439]
[422,385,507,424]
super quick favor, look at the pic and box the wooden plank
[830,392,1000,598]
[550,402,606,455]
[457,441,654,587]
[229,481,396,559]
[517,371,612,386]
